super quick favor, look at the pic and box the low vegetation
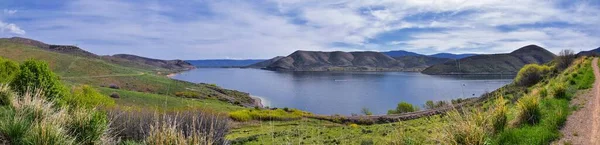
[229,108,311,122]
[387,101,419,114]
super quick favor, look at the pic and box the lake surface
[172,68,513,115]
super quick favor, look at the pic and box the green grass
[97,87,246,113]
[227,117,444,145]
[229,108,311,122]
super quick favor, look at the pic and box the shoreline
[250,95,270,108]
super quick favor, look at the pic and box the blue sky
[0,0,599,59]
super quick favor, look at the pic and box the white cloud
[6,0,600,59]
[0,21,25,35]
[3,9,17,15]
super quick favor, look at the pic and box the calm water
[173,68,513,115]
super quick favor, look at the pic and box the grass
[229,108,311,122]
[97,87,246,113]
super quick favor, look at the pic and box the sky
[0,0,599,60]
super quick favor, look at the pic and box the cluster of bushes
[0,85,115,145]
[424,100,450,110]
[229,108,311,122]
[387,101,419,115]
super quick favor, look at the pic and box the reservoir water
[172,68,513,115]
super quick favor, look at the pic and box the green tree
[425,100,435,109]
[361,107,373,115]
[10,59,67,101]
[0,57,19,83]
[395,102,418,114]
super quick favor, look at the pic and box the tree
[10,60,68,101]
[555,49,576,71]
[0,57,19,83]
[425,100,435,110]
[395,102,418,114]
[361,107,373,115]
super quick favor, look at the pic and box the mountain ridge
[422,45,556,74]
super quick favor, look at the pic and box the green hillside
[0,40,257,110]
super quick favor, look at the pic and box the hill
[393,56,453,69]
[265,51,408,71]
[0,38,257,108]
[186,59,266,68]
[422,45,556,74]
[0,37,194,73]
[245,56,285,68]
[382,50,423,57]
[107,54,195,71]
[429,53,477,59]
[577,47,600,56]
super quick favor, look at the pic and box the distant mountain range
[422,45,556,74]
[383,50,477,59]
[186,59,266,68]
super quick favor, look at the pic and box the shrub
[425,100,435,109]
[390,102,419,114]
[0,85,15,106]
[554,49,576,71]
[490,96,507,133]
[539,87,548,98]
[515,64,551,87]
[229,111,252,122]
[439,110,490,145]
[110,92,120,98]
[551,83,569,99]
[360,107,373,115]
[515,95,541,126]
[0,57,19,84]
[10,60,68,101]
[65,85,115,108]
[66,108,110,144]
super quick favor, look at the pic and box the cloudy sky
[1,0,599,59]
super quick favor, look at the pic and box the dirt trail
[555,58,600,145]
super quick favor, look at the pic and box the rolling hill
[577,47,600,56]
[0,37,257,108]
[422,45,556,74]
[245,56,285,68]
[264,51,451,71]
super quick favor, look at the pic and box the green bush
[389,102,419,114]
[515,64,551,87]
[490,96,507,133]
[66,109,110,144]
[65,85,115,108]
[10,60,68,101]
[0,57,19,84]
[0,85,14,106]
[551,83,569,99]
[515,95,541,126]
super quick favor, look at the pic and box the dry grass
[106,107,229,144]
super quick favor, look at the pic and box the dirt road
[555,58,600,145]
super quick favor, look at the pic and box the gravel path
[554,58,600,145]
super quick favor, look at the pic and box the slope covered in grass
[0,40,257,108]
